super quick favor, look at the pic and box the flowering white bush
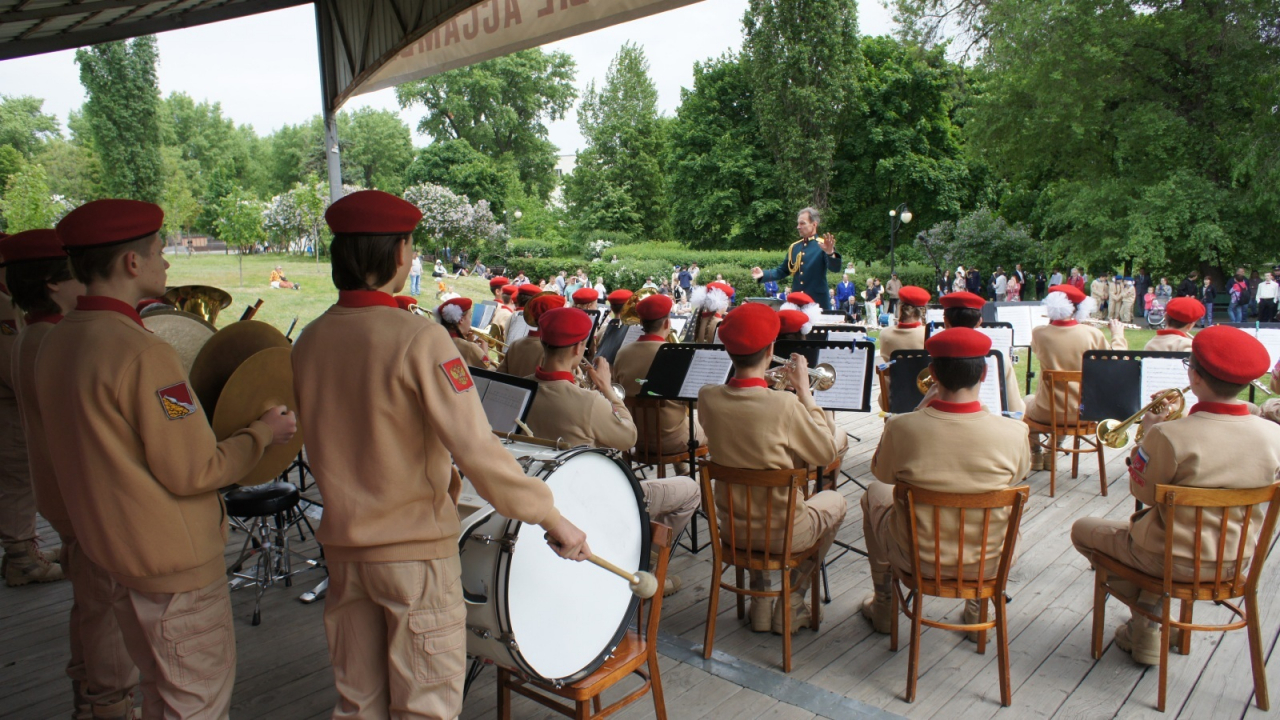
[587,237,613,259]
[403,183,505,253]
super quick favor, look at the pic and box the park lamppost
[888,203,913,277]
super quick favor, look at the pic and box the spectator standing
[610,254,619,263]
[953,267,967,294]
[1176,271,1199,298]
[1155,277,1173,304]
[1006,272,1022,302]
[937,270,950,298]
[670,266,681,298]
[966,267,982,295]
[864,279,882,328]
[409,252,423,296]
[1036,270,1048,300]
[1258,272,1278,322]
[1249,270,1262,318]
[1133,268,1151,318]
[678,266,693,302]
[642,277,659,291]
[993,268,1008,301]
[554,271,567,295]
[1068,268,1086,293]
[594,277,608,304]
[836,274,857,314]
[764,279,781,299]
[1013,264,1027,289]
[689,262,700,284]
[1227,268,1250,323]
[1199,277,1217,326]
[1049,269,1063,287]
[886,273,903,314]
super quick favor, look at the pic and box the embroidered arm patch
[1128,447,1149,487]
[157,382,197,420]
[440,357,475,393]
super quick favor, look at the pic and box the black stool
[225,482,320,625]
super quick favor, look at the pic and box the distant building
[555,153,577,178]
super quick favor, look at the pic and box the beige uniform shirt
[1026,322,1126,424]
[293,295,559,563]
[613,338,698,452]
[1090,278,1108,302]
[875,324,926,366]
[1129,406,1280,564]
[698,382,837,551]
[12,320,72,538]
[450,334,488,369]
[38,300,272,593]
[524,373,636,452]
[491,305,513,334]
[497,336,543,378]
[872,404,1030,576]
[1144,330,1193,353]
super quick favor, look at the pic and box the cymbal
[189,321,289,418]
[211,347,305,486]
[143,312,216,373]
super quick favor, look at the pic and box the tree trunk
[238,253,243,286]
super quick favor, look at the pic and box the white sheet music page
[1254,328,1280,370]
[678,349,733,399]
[828,331,867,342]
[926,308,945,325]
[619,324,644,350]
[978,355,1004,414]
[996,306,1033,346]
[480,380,533,434]
[813,346,868,411]
[977,327,1015,367]
[669,317,689,338]
[812,314,849,326]
[1031,305,1050,328]
[1140,357,1197,411]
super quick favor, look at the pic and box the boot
[1030,450,1045,472]
[747,570,773,632]
[92,696,136,720]
[651,549,681,597]
[3,540,64,586]
[772,560,818,635]
[673,461,690,476]
[1114,618,1162,666]
[861,571,894,634]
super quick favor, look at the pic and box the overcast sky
[0,0,896,154]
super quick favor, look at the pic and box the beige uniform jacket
[524,374,636,452]
[875,324,926,366]
[1144,330,1193,353]
[293,297,559,563]
[1026,322,1126,424]
[497,336,543,378]
[1090,279,1108,302]
[491,305,513,334]
[12,320,72,538]
[872,405,1030,576]
[1128,406,1280,565]
[698,383,838,551]
[37,302,272,593]
[613,338,700,453]
[450,334,488,369]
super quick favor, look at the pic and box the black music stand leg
[821,562,832,604]
[679,399,705,555]
[846,431,862,444]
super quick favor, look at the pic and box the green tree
[1,162,60,233]
[743,0,863,211]
[160,148,201,251]
[342,107,413,194]
[160,92,263,201]
[75,37,165,203]
[564,43,667,240]
[215,188,266,285]
[36,138,100,205]
[0,95,60,158]
[404,139,520,213]
[396,49,576,200]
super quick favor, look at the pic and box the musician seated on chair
[1024,284,1128,470]
[435,297,489,369]
[523,307,701,597]
[876,286,931,412]
[571,287,599,310]
[775,307,849,456]
[861,328,1031,636]
[489,275,513,328]
[613,293,707,470]
[918,291,1025,415]
[1143,297,1202,352]
[697,303,847,635]
[689,282,733,343]
[497,293,563,378]
[1071,326,1280,666]
[293,191,589,718]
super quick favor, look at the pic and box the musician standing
[293,191,589,718]
[861,329,1030,634]
[436,297,489,368]
[40,199,297,718]
[1090,273,1109,319]
[1144,297,1202,352]
[1071,326,1280,664]
[698,303,846,633]
[497,293,563,378]
[522,307,700,596]
[751,208,843,310]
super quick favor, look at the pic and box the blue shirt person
[752,207,843,310]
[835,275,857,312]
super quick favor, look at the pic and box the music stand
[470,368,540,433]
[1080,350,1192,422]
[471,302,496,330]
[596,321,642,365]
[887,349,1009,415]
[744,297,783,310]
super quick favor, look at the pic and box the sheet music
[979,355,1004,414]
[812,314,849,326]
[996,306,1033,346]
[1140,357,1197,411]
[678,349,733,399]
[1031,305,1050,328]
[976,327,1015,367]
[827,331,867,342]
[813,346,869,411]
[619,324,644,350]
[1254,328,1280,371]
[669,317,689,338]
[926,308,945,325]
[472,303,496,328]
[506,314,530,344]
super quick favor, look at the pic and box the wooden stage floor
[4,402,1278,719]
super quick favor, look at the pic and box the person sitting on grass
[269,266,300,290]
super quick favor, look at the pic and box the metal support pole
[324,110,342,203]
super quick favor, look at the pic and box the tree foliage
[0,95,60,159]
[914,206,1034,276]
[1,163,68,233]
[75,37,165,203]
[404,138,520,214]
[215,187,266,284]
[403,183,504,256]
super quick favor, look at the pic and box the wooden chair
[497,522,673,719]
[1089,482,1280,712]
[624,397,707,479]
[889,483,1030,706]
[1023,369,1107,497]
[700,463,821,672]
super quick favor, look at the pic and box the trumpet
[1096,385,1190,450]
[916,367,934,394]
[765,355,837,391]
[578,359,627,402]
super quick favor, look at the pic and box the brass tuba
[1096,386,1190,449]
[161,285,233,325]
[618,287,679,343]
[916,368,934,394]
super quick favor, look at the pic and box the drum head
[506,450,648,682]
[143,312,216,374]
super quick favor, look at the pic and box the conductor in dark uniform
[752,207,843,311]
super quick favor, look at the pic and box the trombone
[1096,386,1190,449]
[765,355,837,391]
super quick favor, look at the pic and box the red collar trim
[1190,402,1251,417]
[897,322,922,329]
[448,329,462,339]
[336,290,399,309]
[76,296,145,328]
[1050,319,1079,327]
[728,377,769,389]
[528,329,540,338]
[25,311,63,325]
[700,311,722,318]
[534,367,576,383]
[929,399,983,414]
[639,333,666,343]
[1156,329,1191,338]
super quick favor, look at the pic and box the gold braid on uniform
[786,239,804,275]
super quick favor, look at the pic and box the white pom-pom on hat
[1042,291,1076,321]
[438,302,464,325]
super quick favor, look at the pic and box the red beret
[500,284,518,298]
[57,199,163,250]
[539,307,593,347]
[1192,325,1271,384]
[607,289,633,307]
[636,293,673,321]
[1049,284,1086,305]
[718,302,779,355]
[518,284,542,299]
[898,286,931,307]
[325,190,422,235]
[439,296,472,312]
[572,288,598,304]
[0,229,67,265]
[1165,297,1204,324]
[526,293,565,326]
[777,309,809,336]
[786,292,815,306]
[708,282,734,296]
[489,276,509,290]
[940,291,985,310]
[925,327,992,359]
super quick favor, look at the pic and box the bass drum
[458,441,650,686]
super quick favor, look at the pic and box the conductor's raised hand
[259,405,298,446]
[820,233,836,255]
[544,517,591,561]
[751,267,764,280]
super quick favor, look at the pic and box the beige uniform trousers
[641,477,701,540]
[325,556,466,720]
[794,491,847,563]
[112,576,236,720]
[1071,517,1239,590]
[64,538,139,718]
[0,404,34,544]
